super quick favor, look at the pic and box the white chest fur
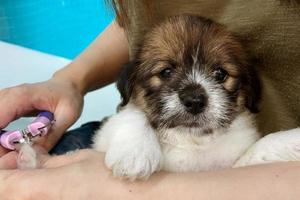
[159,113,259,172]
[93,103,259,179]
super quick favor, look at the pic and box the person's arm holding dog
[0,20,129,155]
[53,20,129,95]
[1,150,300,200]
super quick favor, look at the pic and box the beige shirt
[124,0,300,134]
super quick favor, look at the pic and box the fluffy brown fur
[117,15,261,130]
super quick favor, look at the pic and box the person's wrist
[52,63,88,96]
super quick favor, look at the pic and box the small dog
[92,15,300,180]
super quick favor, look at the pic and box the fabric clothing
[123,0,300,134]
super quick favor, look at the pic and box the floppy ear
[244,67,262,113]
[116,60,138,106]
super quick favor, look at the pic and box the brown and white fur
[93,15,300,180]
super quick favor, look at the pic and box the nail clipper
[0,111,54,150]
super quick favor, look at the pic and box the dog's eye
[213,68,228,82]
[160,67,174,78]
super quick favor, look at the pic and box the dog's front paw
[105,144,163,181]
[234,128,300,167]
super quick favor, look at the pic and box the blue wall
[0,0,114,59]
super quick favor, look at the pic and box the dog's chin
[158,111,228,130]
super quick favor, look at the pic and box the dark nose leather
[179,86,207,115]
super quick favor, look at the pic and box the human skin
[0,21,129,155]
[0,150,300,200]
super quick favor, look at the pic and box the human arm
[1,150,299,200]
[0,20,129,154]
[53,20,129,94]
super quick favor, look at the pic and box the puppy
[92,15,298,180]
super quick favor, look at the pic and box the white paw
[93,103,163,180]
[234,128,300,167]
[105,143,162,180]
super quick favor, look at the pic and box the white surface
[0,41,119,130]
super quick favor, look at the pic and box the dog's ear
[243,67,262,113]
[116,60,138,106]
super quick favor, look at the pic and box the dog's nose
[180,94,207,114]
[179,87,207,115]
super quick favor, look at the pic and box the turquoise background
[0,0,114,59]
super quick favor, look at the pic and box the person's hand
[0,150,127,200]
[0,77,84,156]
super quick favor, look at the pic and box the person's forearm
[2,151,300,200]
[53,20,129,95]
[115,162,300,200]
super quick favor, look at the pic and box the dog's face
[118,16,261,130]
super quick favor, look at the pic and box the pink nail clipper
[0,111,54,150]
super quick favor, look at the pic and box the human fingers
[0,80,83,153]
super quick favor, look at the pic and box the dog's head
[118,15,261,130]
